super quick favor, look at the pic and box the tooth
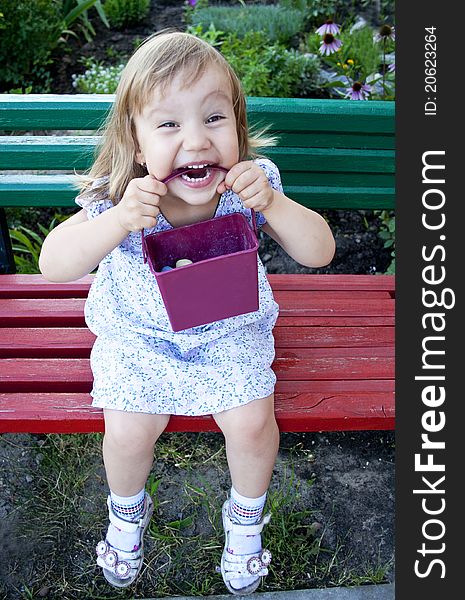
[183,163,211,170]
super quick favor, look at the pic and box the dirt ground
[0,430,394,599]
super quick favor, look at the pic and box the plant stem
[382,38,386,98]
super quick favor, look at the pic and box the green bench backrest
[0,94,395,210]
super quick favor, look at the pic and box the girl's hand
[115,175,167,233]
[217,161,275,213]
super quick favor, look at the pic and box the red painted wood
[0,312,394,329]
[269,274,394,293]
[274,326,394,347]
[0,347,394,394]
[0,391,394,433]
[276,379,394,392]
[276,315,394,326]
[0,275,93,298]
[273,293,394,315]
[0,273,395,297]
[0,298,86,326]
[0,272,395,433]
[277,290,392,298]
[0,325,394,358]
[0,297,393,327]
[0,328,95,357]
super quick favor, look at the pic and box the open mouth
[162,164,227,184]
[180,165,211,182]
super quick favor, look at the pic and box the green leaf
[9,229,34,249]
[64,0,100,27]
[94,0,110,28]
[11,244,33,256]
[18,225,43,246]
[166,515,195,530]
[322,80,346,88]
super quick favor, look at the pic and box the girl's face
[134,64,240,209]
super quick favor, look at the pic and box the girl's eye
[207,115,225,124]
[159,121,177,128]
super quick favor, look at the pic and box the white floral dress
[76,158,282,415]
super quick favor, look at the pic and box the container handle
[250,209,258,238]
[141,229,147,263]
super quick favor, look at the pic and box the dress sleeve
[254,158,284,228]
[74,176,113,220]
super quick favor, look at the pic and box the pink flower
[319,33,342,56]
[374,24,395,42]
[187,0,198,6]
[345,81,371,100]
[316,20,341,36]
[316,19,339,35]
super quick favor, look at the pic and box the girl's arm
[39,207,131,283]
[261,189,335,268]
[218,162,336,269]
[39,175,166,283]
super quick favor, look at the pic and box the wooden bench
[0,95,395,434]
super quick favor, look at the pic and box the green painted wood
[0,95,111,131]
[275,132,395,150]
[0,136,98,170]
[266,147,394,172]
[279,172,394,188]
[0,131,395,152]
[0,137,394,173]
[0,94,395,211]
[0,175,394,209]
[0,175,80,207]
[0,94,394,133]
[288,186,394,209]
[0,170,394,193]
[247,97,395,134]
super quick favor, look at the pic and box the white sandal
[219,500,272,595]
[96,493,154,588]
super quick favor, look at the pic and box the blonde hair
[79,30,276,203]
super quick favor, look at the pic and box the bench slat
[0,390,394,433]
[0,95,394,133]
[0,273,395,296]
[0,313,393,327]
[0,175,395,210]
[0,295,393,323]
[0,350,394,394]
[275,131,394,150]
[0,288,392,301]
[0,325,394,357]
[0,138,394,174]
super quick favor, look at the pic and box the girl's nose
[182,124,211,152]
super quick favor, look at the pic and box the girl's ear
[135,147,144,165]
[134,135,144,165]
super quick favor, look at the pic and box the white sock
[106,489,146,553]
[227,487,267,590]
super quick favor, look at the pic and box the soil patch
[0,431,394,599]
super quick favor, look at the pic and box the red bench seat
[0,274,395,434]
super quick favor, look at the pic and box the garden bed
[4,0,395,277]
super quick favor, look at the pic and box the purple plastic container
[142,211,259,331]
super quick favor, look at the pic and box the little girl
[39,31,335,594]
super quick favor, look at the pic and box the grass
[0,432,394,599]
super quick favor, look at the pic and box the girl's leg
[213,394,279,593]
[212,393,280,497]
[97,409,171,588]
[102,409,171,496]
